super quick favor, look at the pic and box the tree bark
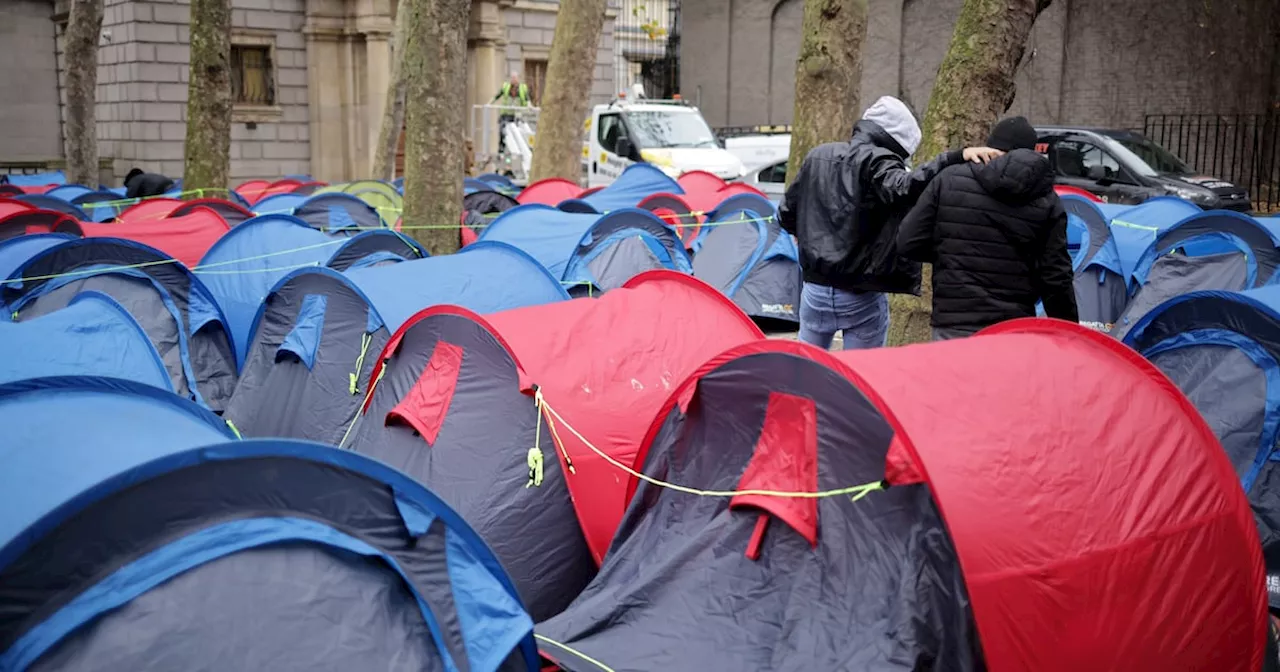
[783,0,867,187]
[63,0,104,187]
[887,0,1051,346]
[528,0,609,183]
[372,0,411,181]
[183,0,232,197]
[401,0,471,255]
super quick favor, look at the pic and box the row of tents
[3,166,1280,670]
[2,310,1270,670]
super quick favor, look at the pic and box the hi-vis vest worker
[494,75,531,109]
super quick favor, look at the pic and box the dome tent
[692,208,800,326]
[479,204,692,295]
[1112,211,1280,340]
[2,238,237,410]
[225,242,568,445]
[0,292,170,389]
[1123,285,1280,606]
[0,430,538,671]
[539,321,1264,671]
[347,271,764,621]
[196,213,425,365]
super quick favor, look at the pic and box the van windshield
[625,111,720,149]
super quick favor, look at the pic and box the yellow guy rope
[531,388,885,503]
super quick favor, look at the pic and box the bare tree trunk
[401,0,471,255]
[528,0,608,183]
[373,0,411,181]
[183,0,232,196]
[887,0,1051,346]
[783,0,867,186]
[64,0,104,187]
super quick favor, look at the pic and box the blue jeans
[798,283,888,350]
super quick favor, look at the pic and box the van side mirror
[616,137,635,159]
[1086,165,1108,182]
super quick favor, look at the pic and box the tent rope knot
[533,386,576,475]
[349,332,373,395]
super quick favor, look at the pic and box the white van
[723,131,792,173]
[582,98,746,188]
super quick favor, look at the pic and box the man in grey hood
[779,96,998,349]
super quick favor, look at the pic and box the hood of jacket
[851,120,911,160]
[859,96,922,156]
[971,148,1055,204]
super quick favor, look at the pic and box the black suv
[1035,126,1253,212]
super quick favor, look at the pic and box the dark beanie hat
[986,116,1038,152]
[125,168,144,182]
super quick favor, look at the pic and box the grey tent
[692,208,800,327]
[225,242,569,445]
[345,271,763,623]
[1,237,238,410]
[0,378,538,672]
[1112,212,1280,341]
[1062,195,1131,333]
[1123,286,1280,608]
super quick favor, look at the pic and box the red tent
[168,198,254,225]
[676,170,727,193]
[234,179,273,205]
[352,271,766,578]
[117,198,184,224]
[0,199,35,220]
[518,178,582,206]
[636,192,700,246]
[0,209,80,240]
[77,207,230,267]
[611,319,1263,671]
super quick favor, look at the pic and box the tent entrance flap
[276,294,328,370]
[730,391,819,559]
[386,341,465,445]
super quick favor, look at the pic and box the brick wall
[87,0,311,184]
[1,0,63,163]
[503,0,617,106]
[684,0,1278,132]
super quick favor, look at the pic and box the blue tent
[1112,211,1280,340]
[0,233,77,280]
[0,293,170,389]
[1061,196,1131,333]
[0,376,235,554]
[691,208,801,324]
[480,204,692,294]
[13,194,88,220]
[464,177,492,193]
[3,238,238,411]
[560,164,683,213]
[689,194,779,253]
[70,190,131,222]
[1123,286,1280,603]
[224,241,569,444]
[252,193,308,216]
[293,193,383,232]
[2,171,65,187]
[196,214,425,366]
[0,431,538,671]
[44,185,95,202]
[1105,196,1202,283]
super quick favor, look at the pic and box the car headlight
[1167,186,1218,206]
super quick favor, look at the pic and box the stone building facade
[0,0,619,185]
[683,0,1279,131]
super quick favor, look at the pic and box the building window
[231,44,275,106]
[524,59,547,106]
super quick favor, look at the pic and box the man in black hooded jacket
[897,116,1078,340]
[778,95,997,349]
[123,168,175,199]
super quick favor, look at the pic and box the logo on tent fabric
[1079,320,1114,334]
[1268,574,1280,597]
[760,303,795,316]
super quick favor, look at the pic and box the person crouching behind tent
[778,96,999,350]
[124,168,175,199]
[897,116,1079,340]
